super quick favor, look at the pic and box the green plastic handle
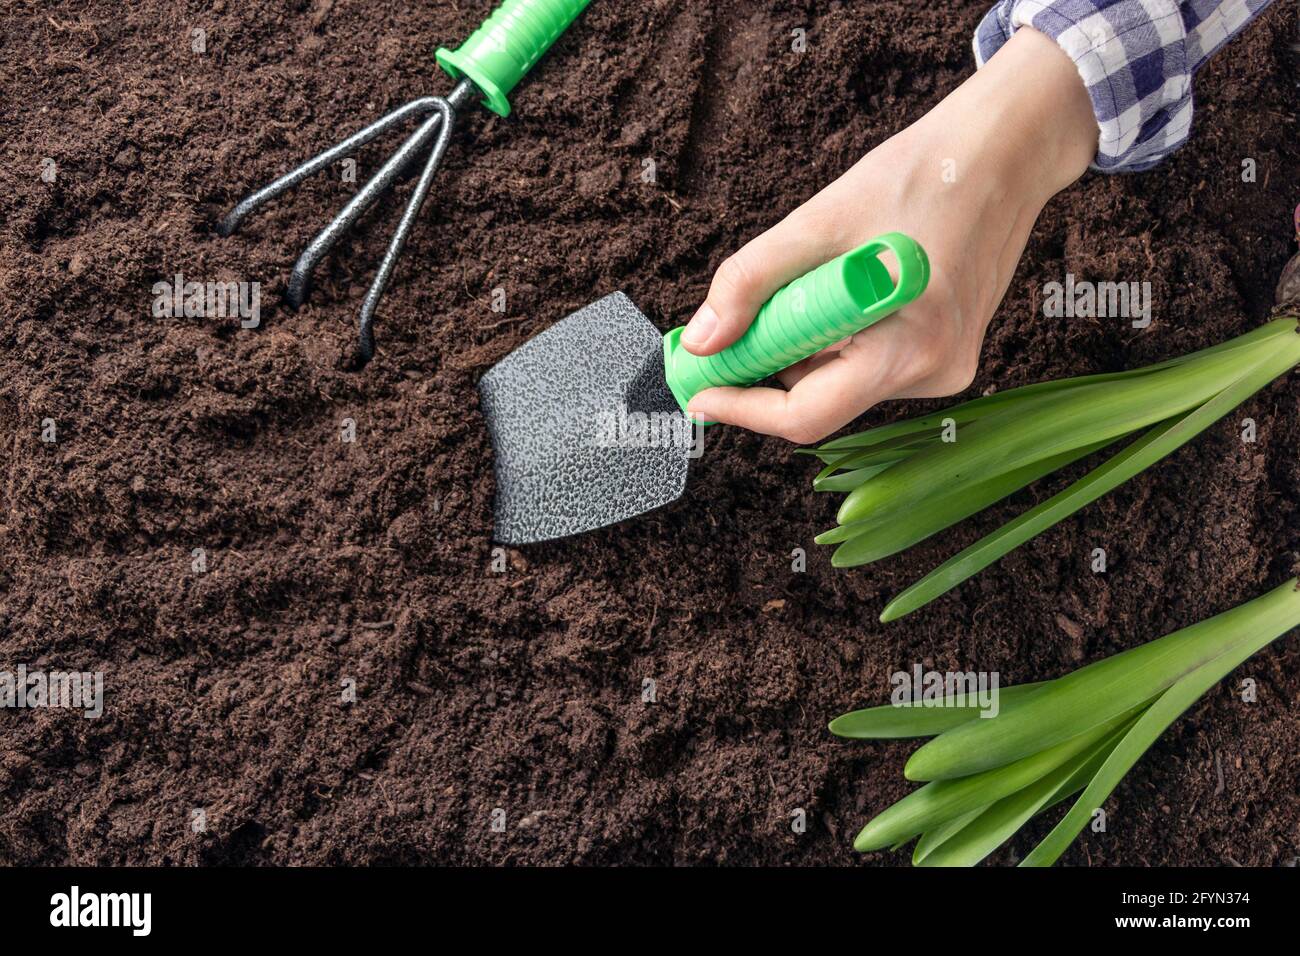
[436,0,592,117]
[663,232,930,415]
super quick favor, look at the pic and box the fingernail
[680,304,717,349]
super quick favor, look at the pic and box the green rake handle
[663,232,930,415]
[436,0,592,117]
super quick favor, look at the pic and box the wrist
[934,26,1097,204]
[989,28,1098,196]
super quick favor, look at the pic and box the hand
[681,27,1098,443]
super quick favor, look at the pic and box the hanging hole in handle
[841,245,899,313]
[859,234,931,312]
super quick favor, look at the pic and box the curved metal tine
[216,97,443,237]
[356,99,456,363]
[285,107,449,308]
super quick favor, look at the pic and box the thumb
[680,209,840,356]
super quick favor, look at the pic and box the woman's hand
[681,27,1098,443]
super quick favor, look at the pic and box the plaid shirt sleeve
[974,0,1275,172]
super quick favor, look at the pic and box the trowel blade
[479,291,695,545]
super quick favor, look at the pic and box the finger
[687,324,919,443]
[687,386,811,441]
[680,206,842,357]
[686,359,878,444]
[686,378,863,445]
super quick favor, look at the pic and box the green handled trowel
[480,232,929,544]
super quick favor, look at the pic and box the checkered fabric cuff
[974,0,1274,173]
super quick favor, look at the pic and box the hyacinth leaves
[806,319,1300,621]
[832,579,1300,866]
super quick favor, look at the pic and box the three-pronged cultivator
[218,0,591,364]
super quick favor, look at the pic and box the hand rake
[217,0,591,364]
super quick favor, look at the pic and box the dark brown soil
[2,0,1298,866]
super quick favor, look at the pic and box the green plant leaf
[1021,579,1300,866]
[881,327,1300,622]
[915,720,1129,867]
[904,577,1300,780]
[837,343,1273,529]
[829,680,1049,739]
[814,432,943,473]
[912,809,986,864]
[813,460,903,494]
[827,438,1114,566]
[854,708,1139,852]
[811,317,1295,461]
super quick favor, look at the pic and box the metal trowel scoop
[479,232,929,544]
